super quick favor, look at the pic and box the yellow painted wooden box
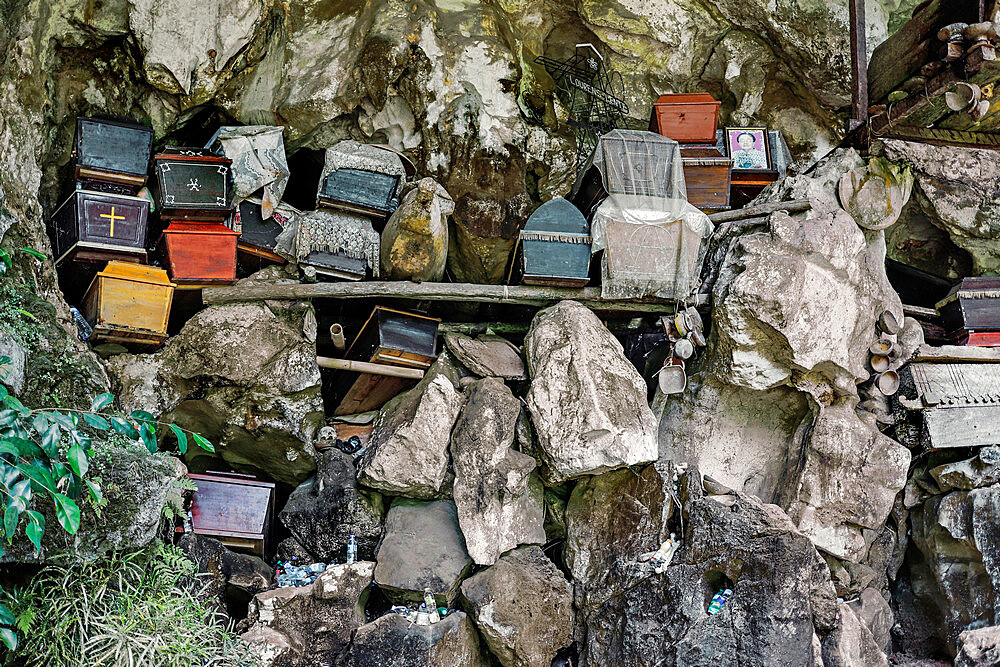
[81,261,176,348]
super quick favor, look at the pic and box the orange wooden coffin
[162,221,239,286]
[648,93,721,144]
[81,260,175,348]
[187,472,275,557]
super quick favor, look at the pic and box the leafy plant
[6,543,258,666]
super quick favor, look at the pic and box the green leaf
[140,423,157,454]
[46,411,76,431]
[91,392,114,412]
[130,410,154,424]
[3,503,18,539]
[0,436,44,458]
[67,444,88,479]
[0,356,9,366]
[0,410,16,427]
[3,396,27,415]
[0,249,11,270]
[51,493,80,535]
[887,90,908,103]
[8,479,31,512]
[110,416,139,440]
[168,424,188,454]
[20,247,46,261]
[25,518,43,553]
[82,413,110,431]
[0,385,6,402]
[192,433,215,453]
[85,479,103,506]
[1,626,17,651]
[0,603,14,626]
[41,424,60,458]
[16,462,56,493]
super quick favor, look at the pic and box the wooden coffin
[81,261,175,347]
[236,198,287,263]
[154,149,233,221]
[188,472,274,557]
[51,189,149,265]
[302,251,367,281]
[906,363,1000,450]
[334,307,440,416]
[318,168,401,219]
[602,219,703,299]
[937,278,1000,335]
[955,331,1000,347]
[648,93,721,144]
[729,169,781,210]
[520,198,591,288]
[162,221,239,286]
[73,117,154,191]
[682,158,732,211]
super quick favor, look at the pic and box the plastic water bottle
[707,588,732,615]
[424,588,440,623]
[69,307,93,341]
[347,535,357,564]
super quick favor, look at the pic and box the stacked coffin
[51,117,176,348]
[937,277,1000,346]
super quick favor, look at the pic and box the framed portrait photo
[725,127,771,170]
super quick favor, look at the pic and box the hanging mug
[657,357,687,395]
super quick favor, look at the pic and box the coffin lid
[75,117,154,176]
[910,362,1000,407]
[155,147,231,164]
[163,221,240,236]
[935,277,1000,309]
[522,197,589,236]
[652,93,721,107]
[96,260,175,287]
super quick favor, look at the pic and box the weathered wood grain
[924,405,1000,448]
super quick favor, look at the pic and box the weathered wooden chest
[681,158,732,211]
[188,472,275,557]
[235,198,295,263]
[648,93,721,144]
[161,221,239,285]
[318,169,401,219]
[50,189,150,265]
[333,307,440,416]
[937,277,1000,336]
[903,362,1000,450]
[520,197,591,288]
[81,261,175,347]
[154,149,233,221]
[73,117,154,192]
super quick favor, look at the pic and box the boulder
[525,301,657,483]
[356,361,465,499]
[106,297,323,486]
[279,449,384,563]
[460,546,573,667]
[178,533,273,621]
[847,589,894,653]
[820,601,889,667]
[380,177,454,282]
[932,446,1000,492]
[579,471,838,666]
[0,333,26,395]
[450,378,545,565]
[241,561,375,666]
[340,610,487,667]
[956,626,1000,667]
[374,499,473,605]
[443,333,526,381]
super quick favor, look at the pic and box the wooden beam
[903,304,939,319]
[869,124,1000,148]
[316,356,425,379]
[202,280,687,312]
[911,344,1000,363]
[707,199,811,224]
[850,0,869,130]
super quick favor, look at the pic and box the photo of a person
[726,128,770,170]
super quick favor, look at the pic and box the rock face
[356,366,465,499]
[178,533,273,621]
[821,602,890,667]
[956,626,1000,667]
[460,546,573,667]
[106,297,323,486]
[341,611,487,667]
[525,301,657,483]
[279,449,385,563]
[450,378,545,566]
[241,561,375,666]
[374,499,473,604]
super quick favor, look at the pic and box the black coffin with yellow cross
[50,189,150,265]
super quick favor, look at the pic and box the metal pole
[849,0,869,131]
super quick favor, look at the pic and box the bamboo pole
[707,199,811,224]
[316,356,425,379]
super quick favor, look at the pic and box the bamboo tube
[329,323,346,351]
[316,356,425,380]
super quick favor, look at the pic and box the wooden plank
[870,124,1000,148]
[924,405,1000,448]
[202,281,690,312]
[850,0,869,129]
[707,199,811,224]
[903,304,939,319]
[316,356,426,379]
[912,343,1000,362]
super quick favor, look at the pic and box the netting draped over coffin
[209,126,289,220]
[581,130,712,301]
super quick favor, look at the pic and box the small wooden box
[520,198,591,288]
[81,261,175,347]
[154,149,233,221]
[648,93,721,144]
[318,168,401,219]
[188,472,275,557]
[682,157,732,211]
[937,278,1000,335]
[74,117,154,191]
[162,221,239,286]
[333,307,440,416]
[51,190,150,265]
[236,199,287,263]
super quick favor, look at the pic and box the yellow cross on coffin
[99,206,126,237]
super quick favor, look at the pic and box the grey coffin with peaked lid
[904,363,1000,449]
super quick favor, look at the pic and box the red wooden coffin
[648,93,721,143]
[955,331,1000,347]
[162,221,239,286]
[187,472,274,557]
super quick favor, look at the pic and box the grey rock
[525,301,657,483]
[443,333,526,380]
[821,602,889,667]
[956,625,1000,667]
[0,333,26,395]
[241,561,375,667]
[460,546,573,667]
[450,378,545,565]
[848,589,894,653]
[178,533,273,622]
[357,363,465,499]
[340,611,487,667]
[106,298,323,486]
[932,447,1000,492]
[374,499,473,605]
[279,449,385,563]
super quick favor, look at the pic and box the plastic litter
[347,534,358,564]
[69,307,93,341]
[639,533,680,574]
[707,588,732,615]
[423,588,440,623]
[274,558,329,588]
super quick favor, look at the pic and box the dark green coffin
[317,168,401,219]
[520,197,591,288]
